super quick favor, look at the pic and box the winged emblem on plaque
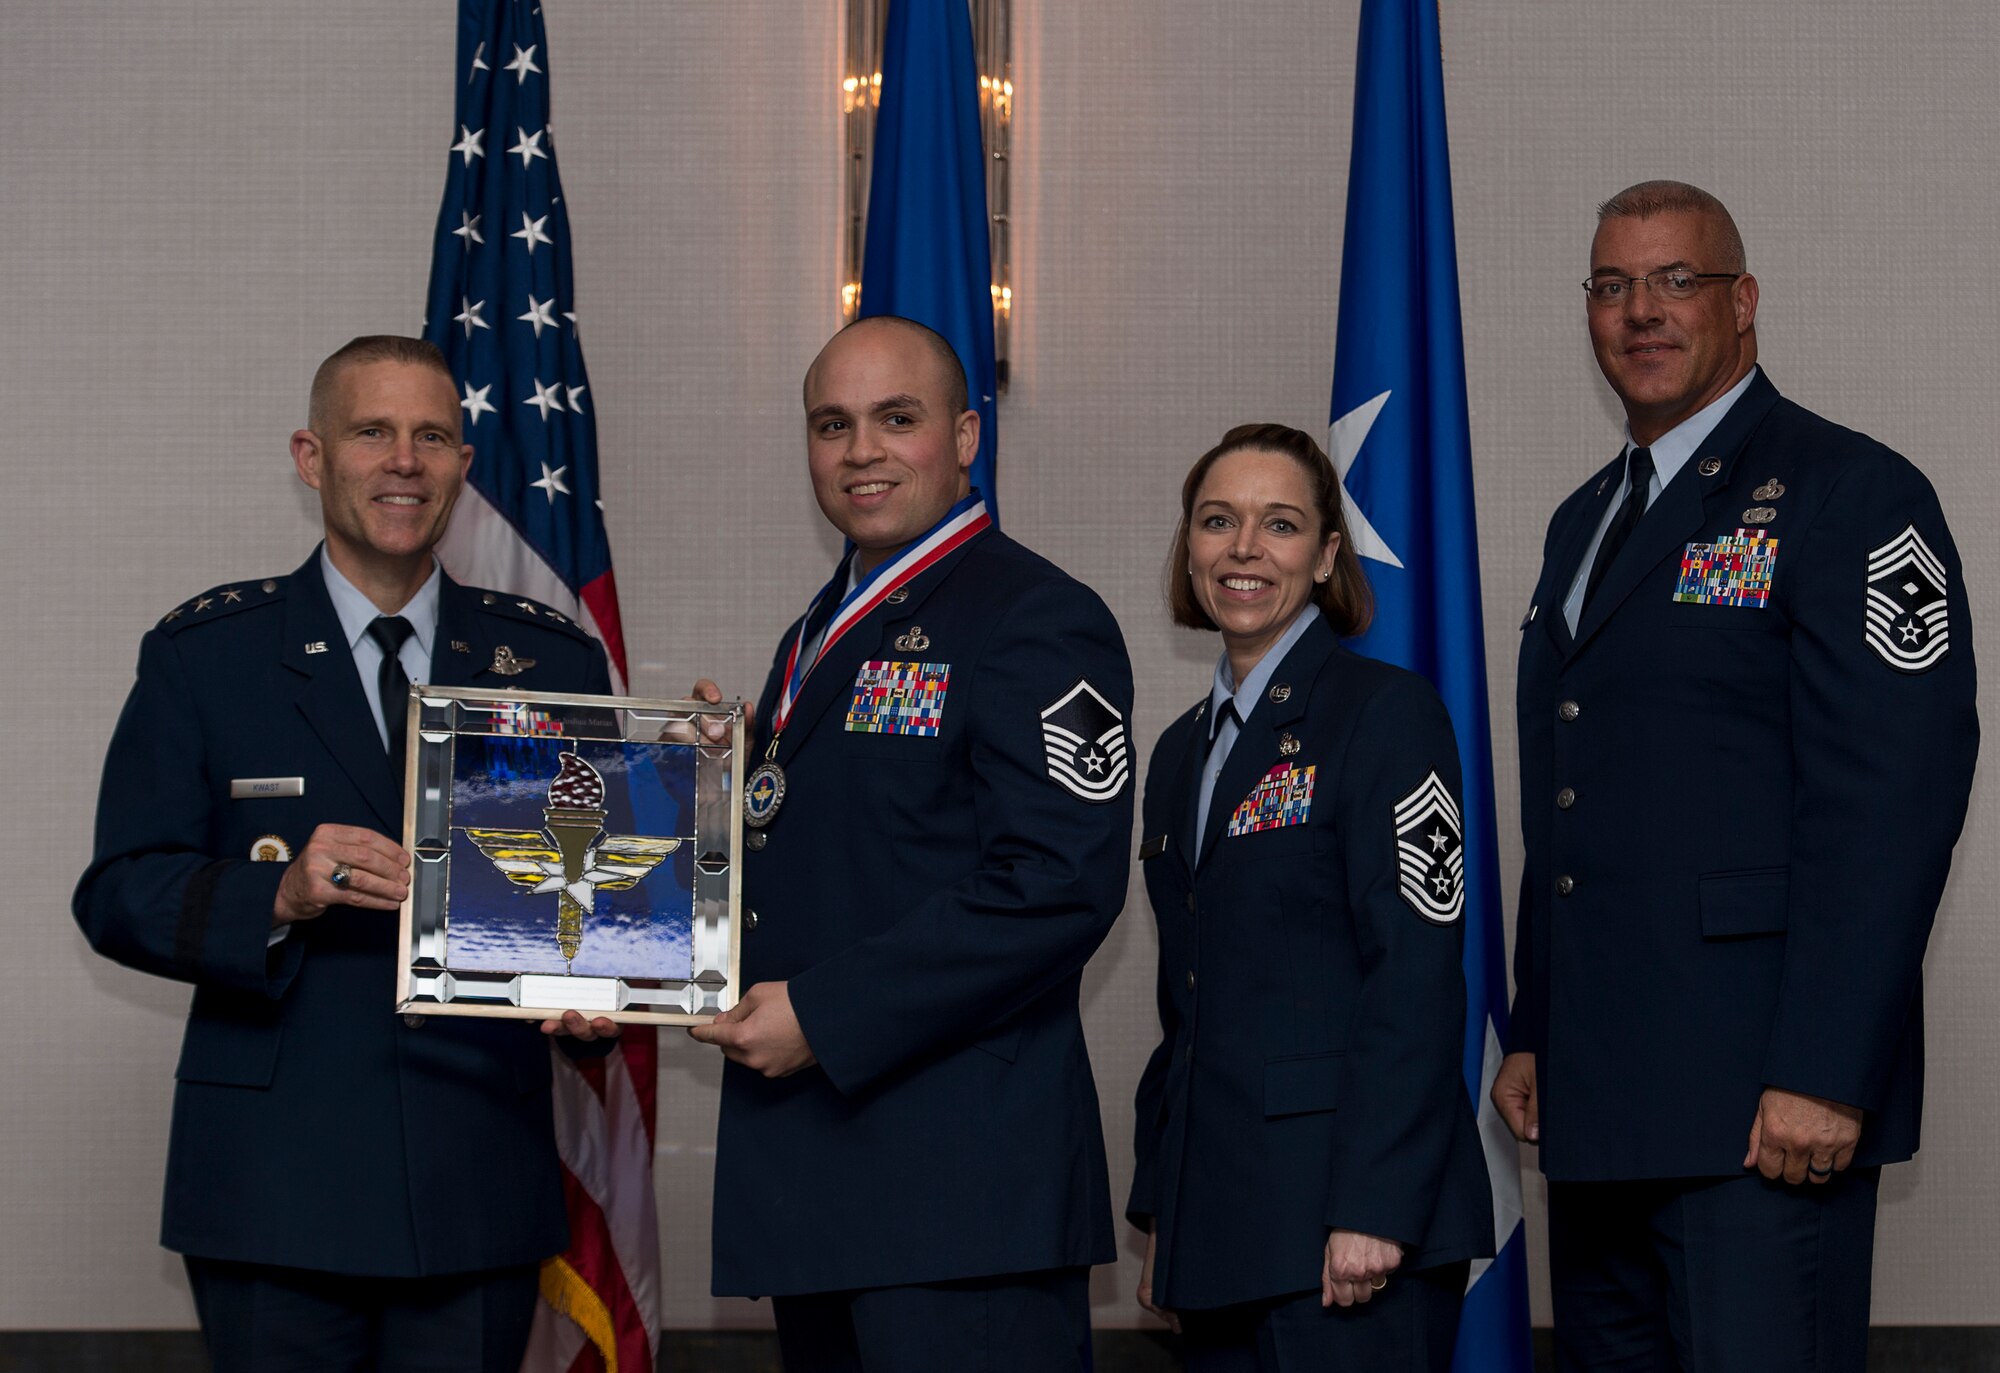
[463,750,681,965]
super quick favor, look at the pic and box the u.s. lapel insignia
[1195,699,1208,721]
[1268,683,1291,704]
[490,645,536,676]
[1394,771,1464,923]
[249,835,292,863]
[304,641,328,654]
[451,640,471,653]
[1041,679,1130,802]
[1753,478,1786,502]
[1697,457,1723,477]
[893,625,930,652]
[885,587,910,605]
[1227,762,1315,836]
[1278,732,1301,757]
[1675,529,1777,608]
[1865,525,1950,672]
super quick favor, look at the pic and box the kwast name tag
[231,777,305,799]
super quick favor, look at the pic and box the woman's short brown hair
[1164,423,1374,638]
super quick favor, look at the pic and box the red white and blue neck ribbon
[769,493,991,738]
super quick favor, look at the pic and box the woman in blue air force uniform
[1129,424,1493,1370]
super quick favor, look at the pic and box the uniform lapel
[1165,703,1211,881]
[431,574,498,688]
[1567,371,1783,656]
[1540,452,1624,658]
[281,551,400,829]
[1196,617,1333,869]
[774,528,990,768]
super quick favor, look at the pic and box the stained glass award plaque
[394,687,744,1025]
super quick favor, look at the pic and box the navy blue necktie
[367,615,415,768]
[1583,446,1655,614]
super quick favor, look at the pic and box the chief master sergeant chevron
[1492,182,1979,1371]
[73,336,619,1373]
[688,315,1136,1372]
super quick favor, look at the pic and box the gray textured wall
[5,0,1994,1331]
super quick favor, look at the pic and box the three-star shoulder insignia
[159,576,285,631]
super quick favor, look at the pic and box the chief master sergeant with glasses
[1492,181,1978,1370]
[74,335,619,1372]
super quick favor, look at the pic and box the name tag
[231,777,305,799]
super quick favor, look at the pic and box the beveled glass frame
[394,686,744,1025]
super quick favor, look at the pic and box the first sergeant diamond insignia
[1865,525,1950,672]
[1393,771,1464,924]
[1040,679,1130,803]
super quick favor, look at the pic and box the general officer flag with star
[420,4,658,1370]
[1328,1,1533,1367]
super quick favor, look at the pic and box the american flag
[421,3,659,1369]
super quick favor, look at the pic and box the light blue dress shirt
[1194,604,1322,849]
[319,547,441,751]
[1561,365,1760,633]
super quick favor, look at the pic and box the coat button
[403,1014,427,1029]
[746,831,767,851]
[1556,875,1575,896]
[1184,1044,1194,1064]
[1185,893,1196,915]
[1185,970,1196,992]
[1556,787,1576,810]
[744,909,760,931]
[1558,700,1581,722]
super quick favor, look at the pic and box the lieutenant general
[1129,423,1492,1370]
[73,335,618,1373]
[686,315,1135,1372]
[1494,181,1979,1371]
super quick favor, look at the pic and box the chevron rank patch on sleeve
[1393,770,1464,924]
[1040,679,1130,803]
[1865,525,1951,673]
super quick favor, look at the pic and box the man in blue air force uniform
[74,337,617,1372]
[689,316,1135,1372]
[1493,183,1978,1371]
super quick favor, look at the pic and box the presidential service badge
[1394,771,1464,924]
[1227,763,1315,837]
[1866,525,1950,672]
[1040,679,1129,803]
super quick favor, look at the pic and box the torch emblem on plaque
[464,750,681,965]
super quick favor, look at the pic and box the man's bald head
[805,316,970,418]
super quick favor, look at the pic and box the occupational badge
[1040,679,1130,803]
[846,660,949,736]
[1226,763,1315,837]
[1673,528,1778,608]
[1393,771,1464,924]
[1865,525,1951,672]
[250,835,292,863]
[489,646,535,676]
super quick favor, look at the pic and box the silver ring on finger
[330,862,352,889]
[1369,1277,1387,1291]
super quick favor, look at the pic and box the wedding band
[1370,1277,1387,1290]
[330,863,351,889]
[1807,1162,1833,1178]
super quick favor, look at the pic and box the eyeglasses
[1582,270,1740,305]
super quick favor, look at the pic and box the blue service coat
[709,529,1135,1297]
[1128,616,1493,1311]
[73,550,612,1276]
[1511,371,1979,1181]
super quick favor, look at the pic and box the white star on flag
[453,297,489,338]
[509,126,548,169]
[461,382,496,425]
[565,384,588,413]
[531,462,572,503]
[519,295,560,338]
[524,379,565,421]
[450,125,485,165]
[453,212,483,246]
[504,43,541,85]
[469,41,488,75]
[512,212,553,254]
[1328,390,1404,568]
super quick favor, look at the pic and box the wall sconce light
[841,0,1013,393]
